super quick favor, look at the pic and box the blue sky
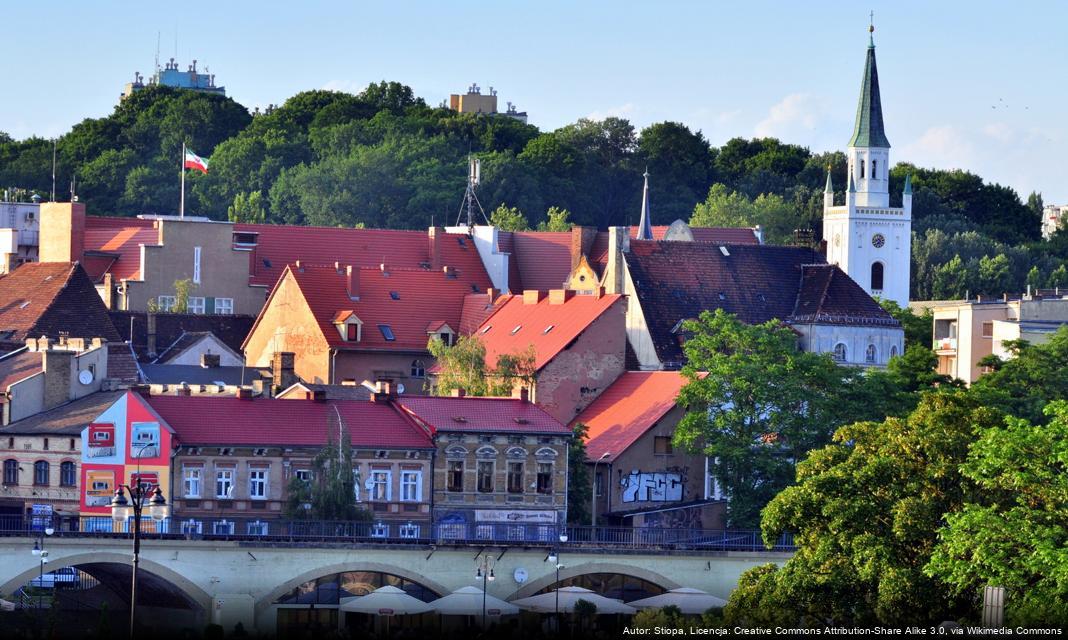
[3,1,1066,203]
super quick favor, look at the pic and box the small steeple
[847,170,856,193]
[824,166,834,193]
[636,168,653,241]
[903,173,913,195]
[849,20,890,148]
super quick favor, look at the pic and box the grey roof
[848,38,891,148]
[636,170,654,241]
[0,390,124,435]
[139,364,269,386]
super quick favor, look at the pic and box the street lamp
[31,522,54,630]
[111,481,168,639]
[546,532,567,633]
[591,452,610,528]
[474,553,496,628]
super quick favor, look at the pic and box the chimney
[428,227,443,270]
[200,353,221,368]
[102,273,114,309]
[380,263,390,275]
[42,347,74,410]
[66,337,86,352]
[604,227,630,295]
[486,287,498,300]
[548,289,573,305]
[237,387,253,400]
[147,312,157,358]
[442,265,456,279]
[371,379,397,403]
[451,388,466,398]
[569,226,596,273]
[523,290,545,305]
[272,352,297,390]
[176,383,192,397]
[512,386,530,403]
[345,265,360,300]
[311,389,326,402]
[39,202,86,263]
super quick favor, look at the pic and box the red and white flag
[184,148,209,174]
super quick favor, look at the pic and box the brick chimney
[428,227,443,270]
[39,202,85,263]
[451,388,466,398]
[604,227,630,295]
[548,289,573,305]
[271,352,298,390]
[523,290,545,305]
[570,226,597,273]
[41,346,74,410]
[372,378,397,403]
[146,313,157,358]
[512,386,530,403]
[101,273,114,309]
[345,265,360,300]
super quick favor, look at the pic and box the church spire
[849,21,890,148]
[824,166,834,194]
[636,168,653,241]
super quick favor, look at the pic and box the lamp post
[546,532,567,633]
[590,452,610,528]
[111,481,168,638]
[474,553,496,628]
[31,520,55,630]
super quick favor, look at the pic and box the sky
[2,1,1066,203]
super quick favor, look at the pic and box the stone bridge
[0,536,790,635]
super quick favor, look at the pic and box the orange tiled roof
[84,217,157,281]
[474,291,623,371]
[573,371,689,462]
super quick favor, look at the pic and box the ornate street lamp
[546,532,568,633]
[474,553,496,628]
[111,482,168,638]
[31,521,54,630]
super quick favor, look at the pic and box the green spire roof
[848,170,856,193]
[903,173,912,195]
[824,168,833,193]
[848,38,891,149]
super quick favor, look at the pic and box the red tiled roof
[288,263,492,352]
[505,231,573,293]
[397,396,570,434]
[0,349,42,391]
[146,395,434,448]
[84,217,157,280]
[792,264,899,326]
[573,372,688,462]
[459,292,503,336]
[0,262,121,346]
[474,292,623,370]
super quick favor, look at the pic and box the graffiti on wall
[620,470,684,503]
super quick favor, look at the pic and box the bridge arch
[510,561,679,600]
[0,550,212,614]
[254,560,450,618]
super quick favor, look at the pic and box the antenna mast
[155,31,161,75]
[51,139,56,202]
[455,156,487,227]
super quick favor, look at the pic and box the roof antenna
[455,155,488,228]
[51,139,57,202]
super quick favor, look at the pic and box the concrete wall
[795,323,904,368]
[533,297,626,424]
[6,372,44,423]
[244,273,331,383]
[119,219,267,316]
[164,334,243,367]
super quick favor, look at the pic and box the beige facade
[0,433,81,517]
[2,337,109,426]
[244,274,331,383]
[932,295,1068,384]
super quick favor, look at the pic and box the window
[536,463,553,494]
[4,459,18,485]
[215,468,234,499]
[157,295,177,312]
[507,461,524,494]
[860,159,865,178]
[346,323,359,341]
[352,467,362,502]
[371,522,389,538]
[982,322,994,338]
[181,520,203,535]
[595,471,605,497]
[43,438,49,451]
[400,470,421,502]
[193,246,202,284]
[447,461,464,492]
[399,523,419,539]
[188,297,206,314]
[60,461,76,487]
[295,469,311,482]
[34,461,49,486]
[410,359,425,379]
[370,470,391,501]
[212,520,235,535]
[872,160,877,179]
[214,298,233,315]
[378,325,395,341]
[832,343,847,363]
[654,436,673,455]
[249,468,268,500]
[477,461,494,493]
[871,262,884,291]
[69,439,75,451]
[890,345,898,359]
[183,467,202,498]
[247,521,268,536]
[865,344,877,364]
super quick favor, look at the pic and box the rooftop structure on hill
[121,57,225,100]
[448,83,527,124]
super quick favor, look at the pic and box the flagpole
[179,142,185,218]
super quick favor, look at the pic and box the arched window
[34,460,49,486]
[860,159,865,178]
[2,459,17,485]
[832,343,847,362]
[410,359,425,378]
[889,345,898,359]
[865,344,877,364]
[871,262,884,291]
[872,159,878,179]
[60,461,76,487]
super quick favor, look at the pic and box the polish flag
[184,148,209,174]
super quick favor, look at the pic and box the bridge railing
[0,515,794,552]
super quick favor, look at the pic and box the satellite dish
[396,383,405,395]
[78,370,94,385]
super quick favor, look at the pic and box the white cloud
[900,125,976,171]
[586,103,636,121]
[982,122,1014,143]
[754,93,824,138]
[321,79,362,94]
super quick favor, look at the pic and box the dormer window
[334,311,363,342]
[347,324,359,341]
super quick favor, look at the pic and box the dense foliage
[3,82,1059,301]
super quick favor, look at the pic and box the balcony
[934,337,957,353]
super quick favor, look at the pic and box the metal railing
[0,515,794,552]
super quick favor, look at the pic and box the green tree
[927,401,1068,626]
[632,605,687,631]
[1048,264,1068,289]
[427,335,535,397]
[568,423,591,526]
[489,203,529,231]
[970,326,1068,425]
[977,253,1011,295]
[1026,265,1043,292]
[878,299,932,349]
[536,206,573,232]
[227,190,266,223]
[690,184,800,245]
[283,409,372,521]
[172,278,193,313]
[931,254,968,299]
[729,392,1002,625]
[674,309,859,527]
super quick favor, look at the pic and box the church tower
[823,23,912,307]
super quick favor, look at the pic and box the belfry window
[872,160,878,179]
[860,159,865,179]
[871,262,884,291]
